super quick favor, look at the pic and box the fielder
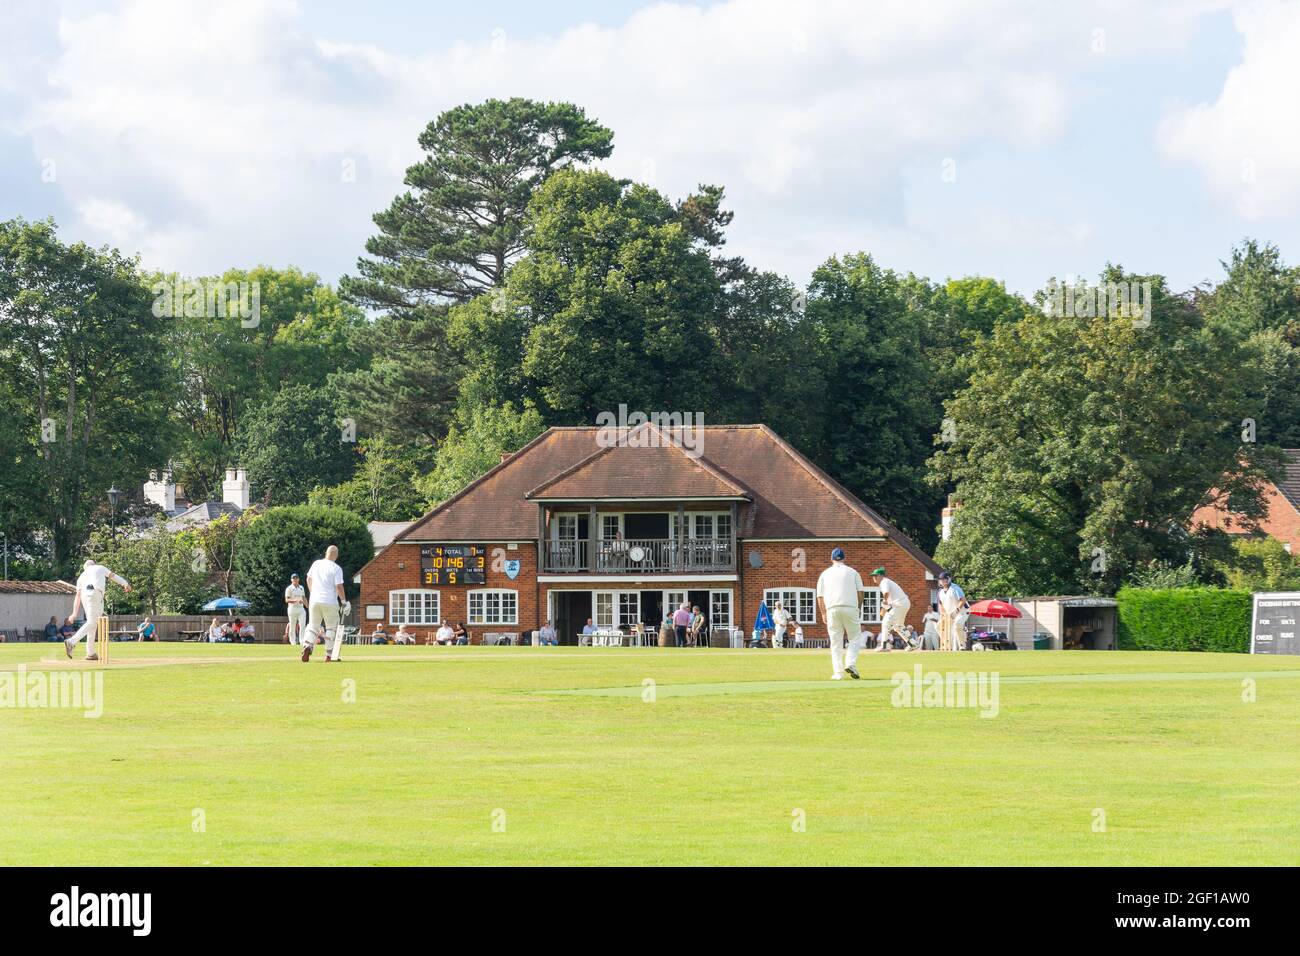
[771,600,792,649]
[284,572,306,645]
[300,545,349,663]
[815,547,865,680]
[871,567,910,651]
[64,558,132,661]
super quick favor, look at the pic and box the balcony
[543,537,735,574]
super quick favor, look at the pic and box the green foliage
[345,98,614,309]
[1126,560,1202,589]
[931,268,1280,595]
[1214,536,1300,591]
[1115,587,1252,653]
[417,404,547,508]
[161,266,370,501]
[232,505,372,615]
[234,384,357,506]
[0,217,172,575]
[91,520,215,616]
[307,437,428,521]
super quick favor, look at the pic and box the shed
[1009,596,1118,650]
[0,580,76,639]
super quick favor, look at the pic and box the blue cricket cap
[831,547,845,561]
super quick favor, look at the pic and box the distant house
[358,423,941,645]
[0,580,75,637]
[1190,449,1300,552]
[139,469,250,532]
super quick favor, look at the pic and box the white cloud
[1159,0,1300,218]
[1,0,1218,286]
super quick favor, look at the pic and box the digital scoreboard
[420,545,486,586]
[1250,591,1300,655]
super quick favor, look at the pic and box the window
[600,514,622,540]
[690,512,731,539]
[595,591,638,628]
[468,589,517,625]
[764,587,816,625]
[555,514,578,540]
[389,589,440,625]
[710,590,732,630]
[665,590,687,615]
[860,587,882,624]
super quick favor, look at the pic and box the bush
[233,505,373,615]
[1115,587,1252,653]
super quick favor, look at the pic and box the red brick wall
[1191,483,1300,552]
[737,540,931,639]
[362,537,934,643]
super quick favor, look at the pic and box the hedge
[1115,587,1252,653]
[233,505,373,616]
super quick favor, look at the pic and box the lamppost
[107,485,122,549]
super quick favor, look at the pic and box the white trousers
[304,602,342,660]
[69,593,104,658]
[880,601,911,644]
[845,631,870,669]
[287,606,306,644]
[951,609,969,649]
[773,626,786,648]
[825,605,859,676]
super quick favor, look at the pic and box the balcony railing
[543,538,734,574]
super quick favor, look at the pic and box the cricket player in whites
[300,545,349,662]
[815,547,865,680]
[65,558,132,660]
[871,567,910,650]
[284,572,306,645]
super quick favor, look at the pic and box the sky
[2,0,1299,298]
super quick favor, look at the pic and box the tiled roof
[0,579,75,595]
[395,424,940,574]
[1276,450,1300,512]
[526,430,749,500]
[164,500,243,531]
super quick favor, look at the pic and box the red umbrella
[967,599,1022,619]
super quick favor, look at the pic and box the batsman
[300,545,349,662]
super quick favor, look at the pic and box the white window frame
[710,589,732,630]
[860,587,882,624]
[468,589,518,625]
[690,511,732,539]
[594,589,639,629]
[554,513,579,541]
[389,589,440,626]
[764,587,817,625]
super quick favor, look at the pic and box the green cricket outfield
[2,643,1297,866]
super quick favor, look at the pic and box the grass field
[2,643,1298,865]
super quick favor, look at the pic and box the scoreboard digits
[420,545,487,585]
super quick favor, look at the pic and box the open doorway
[640,590,663,629]
[552,591,592,646]
[688,589,711,645]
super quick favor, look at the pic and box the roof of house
[0,580,76,595]
[368,521,414,551]
[394,424,941,574]
[1274,450,1300,512]
[164,500,243,531]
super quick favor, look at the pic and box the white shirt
[923,611,941,636]
[436,624,454,641]
[816,562,864,610]
[773,608,792,630]
[284,584,305,607]
[306,558,345,606]
[877,575,908,606]
[76,562,127,599]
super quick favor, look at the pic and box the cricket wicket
[96,616,109,664]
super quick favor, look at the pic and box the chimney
[941,494,962,541]
[143,469,176,512]
[222,467,250,510]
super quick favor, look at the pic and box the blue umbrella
[203,596,251,615]
[754,600,774,633]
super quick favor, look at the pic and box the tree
[798,254,938,543]
[162,266,369,501]
[450,168,726,423]
[345,98,615,310]
[931,268,1280,595]
[232,506,372,615]
[91,520,215,616]
[308,437,428,521]
[0,217,171,575]
[417,404,547,508]
[234,385,357,506]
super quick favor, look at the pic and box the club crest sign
[504,559,521,580]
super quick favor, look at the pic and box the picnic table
[179,630,205,642]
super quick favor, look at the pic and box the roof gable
[525,424,749,500]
